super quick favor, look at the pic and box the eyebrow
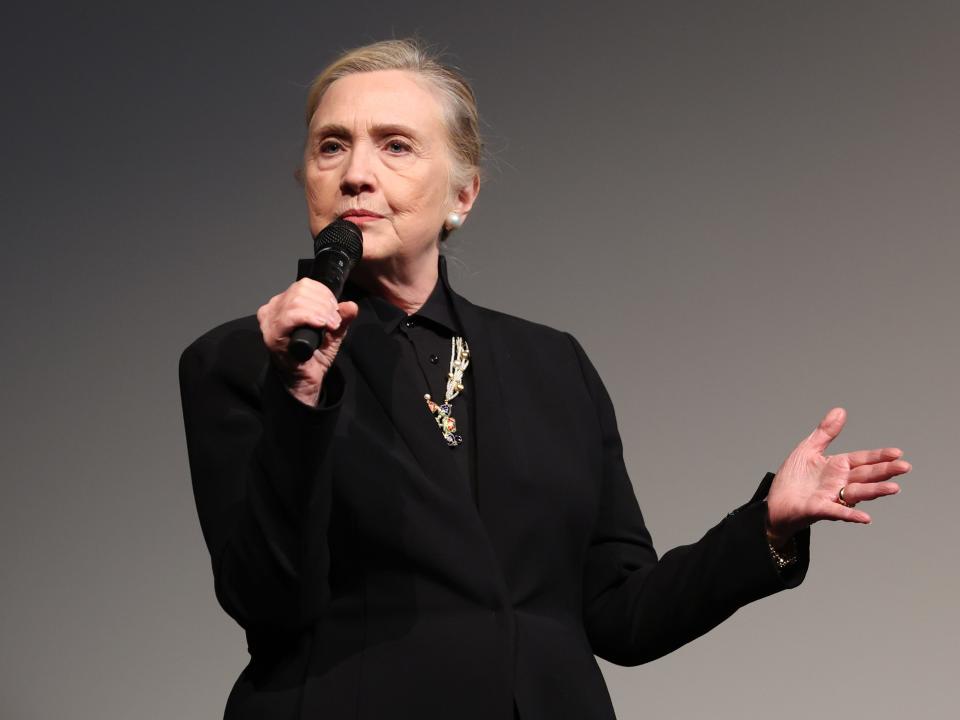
[312,123,423,141]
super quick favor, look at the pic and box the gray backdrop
[2,1,956,718]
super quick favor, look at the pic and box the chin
[358,239,397,263]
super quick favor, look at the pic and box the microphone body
[288,220,364,363]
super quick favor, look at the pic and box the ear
[452,173,480,223]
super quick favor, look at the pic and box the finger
[806,407,847,453]
[844,447,904,468]
[337,300,360,323]
[281,292,330,319]
[839,481,901,505]
[819,500,871,524]
[291,278,339,308]
[847,460,912,484]
[277,308,339,336]
[328,301,360,339]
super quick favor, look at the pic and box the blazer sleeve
[178,328,345,634]
[567,334,811,667]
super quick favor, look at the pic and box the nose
[340,141,377,197]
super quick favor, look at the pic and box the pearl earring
[445,212,463,230]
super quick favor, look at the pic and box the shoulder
[178,314,268,389]
[180,314,262,363]
[470,302,580,350]
[465,300,596,382]
[467,299,614,431]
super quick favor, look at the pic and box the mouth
[339,210,384,222]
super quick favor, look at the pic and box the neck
[351,247,440,315]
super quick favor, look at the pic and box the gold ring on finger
[837,485,852,507]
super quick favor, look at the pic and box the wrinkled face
[303,69,457,264]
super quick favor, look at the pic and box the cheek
[389,170,449,220]
[304,173,335,211]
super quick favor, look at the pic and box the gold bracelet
[767,535,798,570]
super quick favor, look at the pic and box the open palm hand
[765,408,911,543]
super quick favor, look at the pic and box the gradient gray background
[2,1,956,718]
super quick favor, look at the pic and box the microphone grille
[313,219,364,261]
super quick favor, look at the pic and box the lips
[340,210,384,220]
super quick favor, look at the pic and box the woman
[179,39,910,720]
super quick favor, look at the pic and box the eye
[318,139,343,155]
[385,138,412,154]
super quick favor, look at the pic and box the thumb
[338,300,359,324]
[806,406,846,453]
[329,301,359,339]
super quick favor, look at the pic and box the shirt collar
[342,255,461,336]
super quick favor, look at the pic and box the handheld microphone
[288,219,364,363]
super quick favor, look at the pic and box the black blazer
[178,256,809,720]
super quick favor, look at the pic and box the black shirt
[342,272,477,504]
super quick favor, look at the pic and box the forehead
[310,69,447,137]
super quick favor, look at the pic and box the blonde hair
[303,38,483,194]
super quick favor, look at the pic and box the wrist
[288,384,321,407]
[270,356,325,406]
[764,513,794,550]
[764,511,799,569]
[285,372,325,407]
[766,531,799,570]
[279,373,324,408]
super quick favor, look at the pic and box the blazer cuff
[262,361,345,419]
[721,472,811,598]
[258,362,345,463]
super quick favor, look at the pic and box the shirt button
[404,318,415,328]
[429,354,439,364]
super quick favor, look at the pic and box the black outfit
[179,255,810,720]
[342,272,476,501]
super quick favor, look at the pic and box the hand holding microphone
[256,219,363,406]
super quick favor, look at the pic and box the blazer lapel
[297,255,526,590]
[354,308,477,506]
[443,258,528,571]
[297,257,469,504]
